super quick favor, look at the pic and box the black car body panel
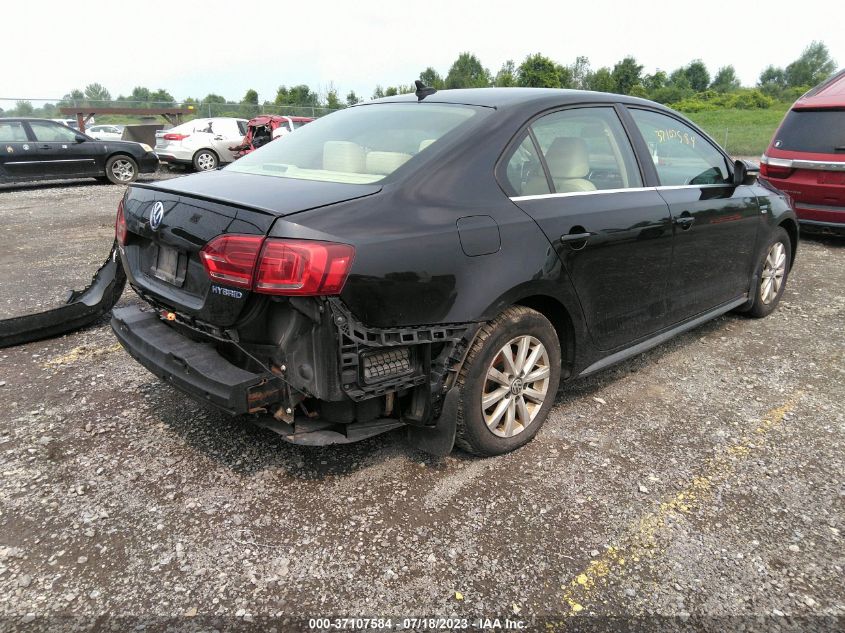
[110,88,799,449]
[0,118,157,183]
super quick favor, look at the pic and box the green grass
[685,103,790,157]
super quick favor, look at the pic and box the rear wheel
[455,306,561,456]
[193,149,218,172]
[746,227,791,318]
[104,155,138,184]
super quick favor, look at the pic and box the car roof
[794,69,845,109]
[366,87,665,111]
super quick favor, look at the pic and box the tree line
[2,41,836,120]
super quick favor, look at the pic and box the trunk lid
[145,169,381,216]
[120,173,380,326]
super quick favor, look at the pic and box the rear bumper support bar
[111,305,284,415]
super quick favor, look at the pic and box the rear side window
[0,121,28,142]
[530,107,643,192]
[504,134,550,196]
[774,109,845,154]
[629,109,729,186]
[194,120,215,134]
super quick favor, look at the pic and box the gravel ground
[0,176,843,632]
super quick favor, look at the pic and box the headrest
[418,139,436,152]
[323,141,366,173]
[545,137,590,179]
[365,151,412,175]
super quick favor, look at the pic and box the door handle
[674,216,695,230]
[39,144,51,150]
[560,232,592,243]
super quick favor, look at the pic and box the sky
[2,0,844,105]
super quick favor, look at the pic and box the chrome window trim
[510,183,728,202]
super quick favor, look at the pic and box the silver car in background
[154,117,247,171]
[87,124,125,141]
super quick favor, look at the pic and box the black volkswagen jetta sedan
[0,118,158,184]
[111,87,797,456]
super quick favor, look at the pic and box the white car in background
[154,117,248,171]
[86,124,125,141]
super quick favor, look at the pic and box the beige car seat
[323,141,366,173]
[366,151,412,175]
[544,137,596,193]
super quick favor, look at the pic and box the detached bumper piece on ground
[0,242,125,348]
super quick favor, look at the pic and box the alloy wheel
[481,335,550,438]
[761,241,786,304]
[196,152,217,171]
[111,159,135,182]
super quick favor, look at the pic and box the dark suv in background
[760,70,845,236]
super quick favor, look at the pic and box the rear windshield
[774,109,845,154]
[226,103,486,184]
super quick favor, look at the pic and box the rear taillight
[255,240,355,295]
[115,200,127,245]
[760,154,794,179]
[163,133,190,141]
[199,235,263,289]
[199,235,354,296]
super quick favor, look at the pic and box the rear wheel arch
[476,287,579,381]
[514,295,575,380]
[778,218,798,264]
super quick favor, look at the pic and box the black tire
[745,227,791,318]
[192,149,219,172]
[454,306,561,456]
[104,155,138,184]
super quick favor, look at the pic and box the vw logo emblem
[149,201,165,231]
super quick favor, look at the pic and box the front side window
[530,107,643,193]
[629,108,729,186]
[29,121,78,143]
[0,121,28,142]
[227,103,487,184]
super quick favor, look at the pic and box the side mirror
[733,159,759,186]
[74,134,87,143]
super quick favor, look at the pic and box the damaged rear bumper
[110,305,413,447]
[111,301,474,453]
[111,305,284,416]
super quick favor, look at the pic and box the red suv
[760,70,845,236]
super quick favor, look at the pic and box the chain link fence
[0,98,341,123]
